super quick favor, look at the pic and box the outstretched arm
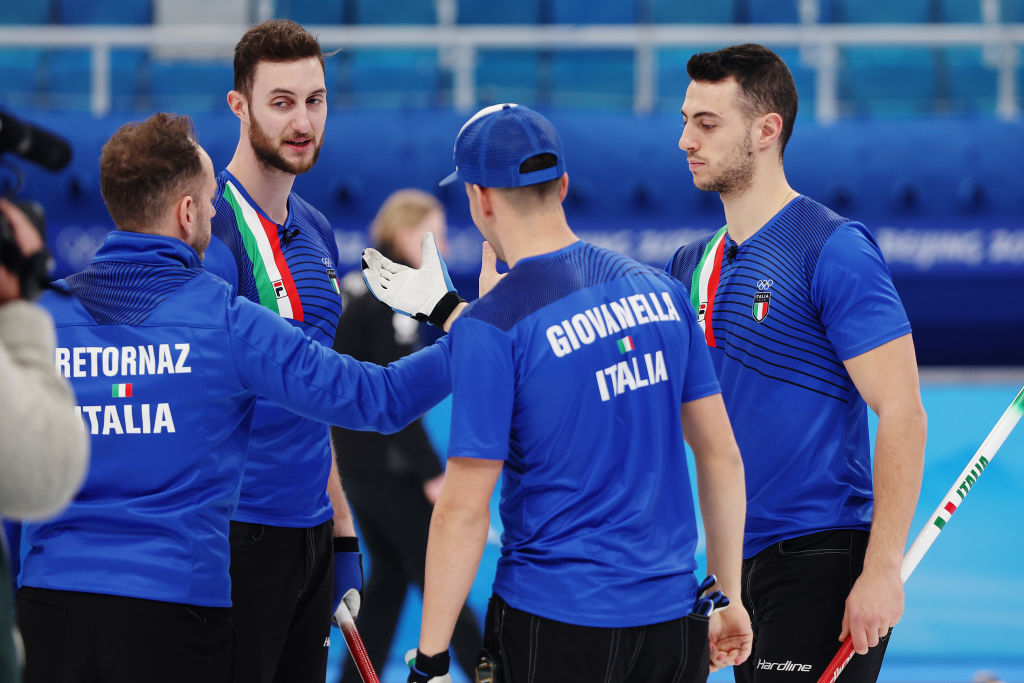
[840,333,926,654]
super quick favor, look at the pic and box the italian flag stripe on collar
[223,181,304,322]
[690,226,728,348]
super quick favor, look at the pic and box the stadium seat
[746,0,800,23]
[838,47,939,117]
[939,47,997,115]
[272,0,345,24]
[343,49,441,108]
[354,0,435,24]
[1002,0,1024,21]
[550,0,637,24]
[549,50,633,109]
[0,49,45,110]
[938,0,982,22]
[0,0,52,23]
[43,49,148,112]
[457,0,541,23]
[828,0,934,22]
[474,50,541,107]
[57,0,152,24]
[149,59,233,113]
[647,0,737,23]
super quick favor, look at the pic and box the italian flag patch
[222,181,304,321]
[617,336,635,353]
[112,383,132,398]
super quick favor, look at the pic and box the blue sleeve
[225,295,451,434]
[812,223,912,361]
[446,317,514,461]
[203,235,239,293]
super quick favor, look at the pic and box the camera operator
[0,197,89,683]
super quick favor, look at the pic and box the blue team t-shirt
[204,170,344,526]
[449,240,720,628]
[666,195,912,558]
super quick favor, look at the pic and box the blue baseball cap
[439,103,566,188]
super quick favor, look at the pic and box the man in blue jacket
[16,112,459,683]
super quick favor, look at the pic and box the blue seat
[838,47,938,117]
[747,0,800,23]
[939,0,982,22]
[549,50,633,110]
[149,60,233,113]
[344,49,440,108]
[0,49,45,109]
[458,0,541,23]
[0,0,52,23]
[474,50,541,106]
[1002,0,1024,21]
[550,0,637,24]
[829,0,934,22]
[57,0,151,24]
[273,0,345,24]
[355,0,435,24]
[45,49,148,112]
[939,47,997,115]
[647,0,736,23]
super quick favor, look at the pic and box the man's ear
[558,173,569,203]
[757,112,783,152]
[227,90,248,123]
[176,194,195,242]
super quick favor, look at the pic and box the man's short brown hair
[100,113,203,233]
[233,19,326,99]
[687,43,799,157]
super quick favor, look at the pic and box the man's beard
[249,110,322,176]
[191,227,211,260]
[694,132,755,196]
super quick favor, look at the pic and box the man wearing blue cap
[366,103,753,683]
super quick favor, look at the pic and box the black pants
[483,594,710,683]
[735,529,889,683]
[340,475,481,683]
[229,519,334,683]
[15,587,232,683]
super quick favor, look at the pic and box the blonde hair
[370,189,444,251]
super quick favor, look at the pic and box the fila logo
[272,279,287,299]
[755,658,812,672]
[697,301,708,322]
[756,279,774,291]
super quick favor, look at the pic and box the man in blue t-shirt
[667,44,927,682]
[367,104,752,683]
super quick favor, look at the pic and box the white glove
[332,588,361,627]
[361,232,465,328]
[404,648,453,683]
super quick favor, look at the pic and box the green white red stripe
[617,336,635,353]
[222,181,304,321]
[690,226,728,348]
[112,383,132,398]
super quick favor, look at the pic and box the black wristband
[427,291,466,329]
[411,649,450,677]
[333,536,360,553]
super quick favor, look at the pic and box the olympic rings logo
[756,279,774,291]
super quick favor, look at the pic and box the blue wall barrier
[4,108,1023,365]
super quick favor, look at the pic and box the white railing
[0,22,1021,121]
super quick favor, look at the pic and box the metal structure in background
[0,18,1022,121]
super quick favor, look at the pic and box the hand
[331,537,364,626]
[0,199,44,304]
[405,648,452,683]
[362,232,465,328]
[839,566,902,655]
[708,602,752,671]
[422,473,445,505]
[478,241,505,298]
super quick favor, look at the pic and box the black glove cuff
[333,536,360,553]
[412,649,450,677]
[428,291,466,329]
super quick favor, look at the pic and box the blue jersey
[23,231,450,607]
[204,170,343,526]
[449,241,720,628]
[666,195,911,558]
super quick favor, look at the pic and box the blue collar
[93,231,202,269]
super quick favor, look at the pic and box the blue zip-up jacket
[21,231,450,607]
